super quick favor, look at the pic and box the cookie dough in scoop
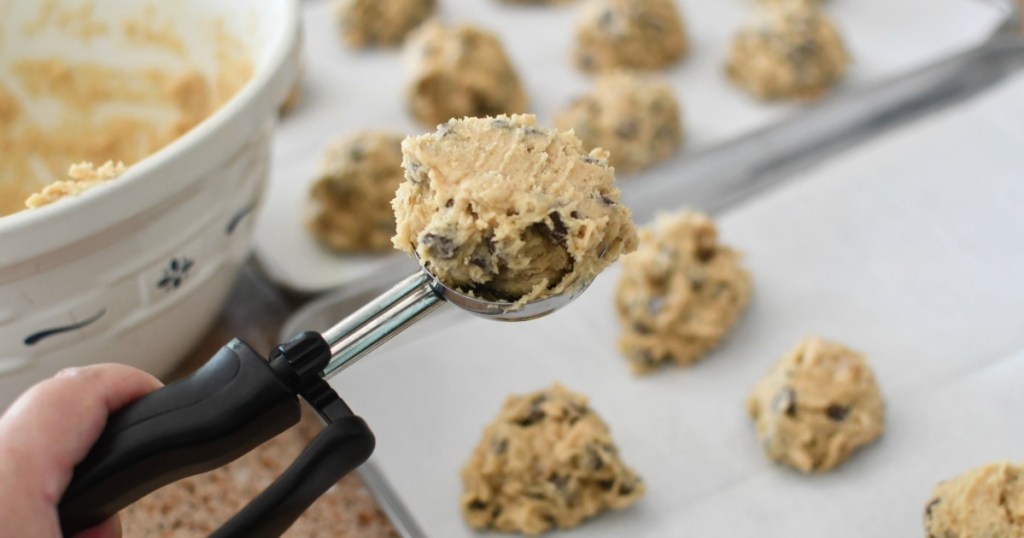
[391,114,638,306]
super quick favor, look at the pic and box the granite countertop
[120,262,399,537]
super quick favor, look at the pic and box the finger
[0,363,162,504]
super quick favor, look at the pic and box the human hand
[0,364,162,538]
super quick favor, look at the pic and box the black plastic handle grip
[59,339,302,534]
[213,415,375,537]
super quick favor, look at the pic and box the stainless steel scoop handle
[320,271,443,379]
[318,269,589,379]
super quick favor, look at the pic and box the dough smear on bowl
[1,15,253,217]
[25,161,127,209]
[392,114,638,307]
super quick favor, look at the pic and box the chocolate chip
[524,126,544,136]
[586,446,605,470]
[582,155,607,167]
[549,212,568,241]
[925,497,940,519]
[826,404,849,421]
[549,474,569,490]
[615,119,640,140]
[696,246,716,262]
[470,257,489,269]
[404,159,429,183]
[773,387,797,417]
[468,499,487,510]
[647,296,665,315]
[570,211,580,219]
[512,405,544,426]
[542,514,557,526]
[600,195,615,205]
[578,53,595,70]
[597,479,615,491]
[445,198,454,208]
[348,144,365,162]
[420,233,457,260]
[490,118,512,129]
[618,482,636,495]
[437,120,456,137]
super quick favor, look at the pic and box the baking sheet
[308,71,1024,536]
[253,0,1006,293]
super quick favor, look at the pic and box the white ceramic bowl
[0,0,301,406]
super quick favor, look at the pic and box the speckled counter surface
[120,262,399,537]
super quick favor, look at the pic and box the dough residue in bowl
[1,8,253,217]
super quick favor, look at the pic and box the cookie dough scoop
[57,116,637,536]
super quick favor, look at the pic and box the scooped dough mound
[746,337,884,473]
[461,384,644,535]
[725,0,847,100]
[333,0,436,47]
[307,132,404,252]
[25,161,127,209]
[404,21,528,127]
[925,461,1024,538]
[392,114,638,306]
[615,211,751,373]
[556,71,683,173]
[573,0,688,73]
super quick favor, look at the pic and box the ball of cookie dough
[556,72,683,173]
[746,337,884,473]
[725,1,847,101]
[392,114,638,306]
[461,384,644,535]
[404,21,528,128]
[333,0,436,48]
[307,132,404,252]
[925,461,1024,537]
[573,0,688,73]
[615,211,751,373]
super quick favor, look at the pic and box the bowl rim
[0,0,302,267]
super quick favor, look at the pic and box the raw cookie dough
[725,1,847,101]
[555,71,683,173]
[461,384,644,536]
[25,161,127,209]
[333,0,436,47]
[925,461,1024,538]
[404,21,528,128]
[392,114,639,306]
[615,211,751,373]
[573,0,688,73]
[307,132,404,252]
[746,337,885,473]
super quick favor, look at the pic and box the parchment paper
[327,71,1024,537]
[253,0,1006,293]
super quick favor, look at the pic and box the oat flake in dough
[392,114,638,307]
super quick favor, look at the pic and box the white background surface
[253,0,1005,293]
[327,72,1024,536]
